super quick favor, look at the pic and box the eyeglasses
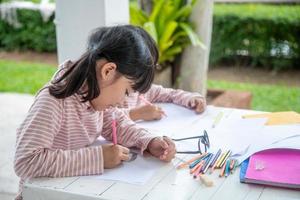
[172,130,210,154]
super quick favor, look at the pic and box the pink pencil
[111,112,117,145]
[139,95,167,117]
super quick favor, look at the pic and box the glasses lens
[198,131,210,153]
[203,131,210,148]
[197,138,202,154]
[173,130,210,154]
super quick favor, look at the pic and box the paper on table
[235,123,300,163]
[208,113,267,155]
[138,104,300,162]
[86,105,300,184]
[137,104,234,137]
[242,111,300,125]
[86,139,165,185]
[236,134,300,163]
[138,104,267,156]
[85,154,165,185]
[213,109,266,133]
[136,103,211,137]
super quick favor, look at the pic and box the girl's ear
[98,62,117,81]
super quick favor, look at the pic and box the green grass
[208,80,300,112]
[0,60,56,94]
[0,59,299,112]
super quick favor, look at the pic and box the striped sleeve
[101,108,156,153]
[144,84,206,108]
[14,89,104,179]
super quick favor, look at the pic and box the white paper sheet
[208,110,268,154]
[85,154,165,185]
[137,104,232,137]
[86,139,166,185]
[88,104,300,184]
[138,104,267,156]
[236,135,300,163]
[138,104,300,161]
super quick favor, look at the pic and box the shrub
[1,3,299,70]
[0,8,56,52]
[210,3,300,70]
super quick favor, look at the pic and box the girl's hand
[147,136,176,162]
[188,97,206,114]
[129,104,165,121]
[102,144,130,168]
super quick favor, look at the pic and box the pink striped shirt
[14,62,156,199]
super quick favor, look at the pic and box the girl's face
[90,60,134,111]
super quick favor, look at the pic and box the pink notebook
[245,149,300,189]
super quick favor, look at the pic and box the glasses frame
[172,130,210,154]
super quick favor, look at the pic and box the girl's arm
[101,108,156,153]
[14,90,104,179]
[145,84,206,109]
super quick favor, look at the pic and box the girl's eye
[125,89,129,96]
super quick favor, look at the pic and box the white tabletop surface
[23,158,300,200]
[23,106,300,200]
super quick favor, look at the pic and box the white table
[23,106,300,200]
[23,161,300,200]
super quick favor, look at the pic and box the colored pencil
[219,150,232,168]
[202,153,215,174]
[216,152,226,168]
[231,159,239,174]
[177,153,208,169]
[219,159,227,177]
[210,149,222,168]
[225,159,231,177]
[212,111,224,128]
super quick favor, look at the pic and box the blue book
[239,158,249,183]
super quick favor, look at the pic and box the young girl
[87,31,206,121]
[14,25,176,200]
[122,84,206,121]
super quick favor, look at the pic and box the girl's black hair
[49,25,158,102]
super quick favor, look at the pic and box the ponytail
[49,52,100,102]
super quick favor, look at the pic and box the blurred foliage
[130,0,204,70]
[0,8,56,52]
[1,2,300,71]
[211,3,300,70]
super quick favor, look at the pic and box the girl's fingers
[158,137,169,149]
[119,145,130,154]
[160,149,168,159]
[154,114,163,120]
[160,137,176,161]
[155,106,163,114]
[192,99,204,113]
[120,153,130,161]
[163,136,176,148]
[197,101,206,113]
[160,149,175,161]
[189,99,196,107]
